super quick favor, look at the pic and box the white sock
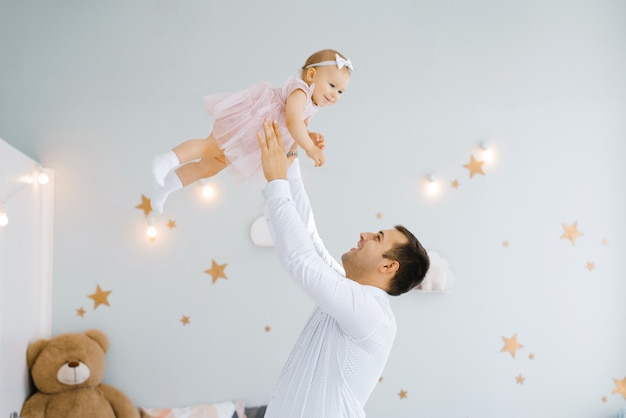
[151,170,183,214]
[152,151,180,186]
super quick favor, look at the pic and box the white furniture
[0,138,54,415]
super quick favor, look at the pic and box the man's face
[341,229,408,281]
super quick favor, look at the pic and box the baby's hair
[301,49,348,78]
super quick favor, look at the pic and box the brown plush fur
[20,329,139,418]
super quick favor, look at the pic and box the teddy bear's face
[29,332,107,394]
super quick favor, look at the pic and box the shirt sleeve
[262,164,385,340]
[286,160,345,275]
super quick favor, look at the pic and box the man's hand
[257,119,289,182]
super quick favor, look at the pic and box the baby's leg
[150,154,228,214]
[175,154,228,187]
[152,134,222,186]
[173,133,222,163]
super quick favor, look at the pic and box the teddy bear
[20,328,140,418]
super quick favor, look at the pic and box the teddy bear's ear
[26,339,49,369]
[85,329,109,353]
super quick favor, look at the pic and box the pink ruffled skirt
[204,82,294,186]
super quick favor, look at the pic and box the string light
[37,165,49,185]
[146,216,157,239]
[200,180,215,199]
[0,202,8,227]
[0,164,49,229]
[480,142,494,162]
[426,175,441,196]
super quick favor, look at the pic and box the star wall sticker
[560,221,583,245]
[503,240,510,248]
[376,212,382,219]
[398,389,407,399]
[167,219,177,229]
[76,307,86,317]
[205,259,228,283]
[501,333,524,358]
[613,376,626,399]
[516,374,525,384]
[265,325,271,333]
[601,396,608,403]
[451,179,460,189]
[602,239,609,246]
[463,155,485,178]
[529,353,535,360]
[180,315,190,325]
[586,261,595,272]
[136,194,152,217]
[88,285,112,309]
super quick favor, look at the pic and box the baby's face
[308,66,351,107]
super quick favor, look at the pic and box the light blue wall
[1,0,625,416]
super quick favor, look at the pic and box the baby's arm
[285,89,325,167]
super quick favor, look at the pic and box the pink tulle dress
[204,77,318,186]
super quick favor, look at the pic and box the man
[257,120,430,417]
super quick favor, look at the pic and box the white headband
[305,54,354,74]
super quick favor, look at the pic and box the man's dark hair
[384,225,430,296]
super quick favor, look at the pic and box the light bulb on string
[36,165,49,185]
[200,180,215,199]
[426,175,440,196]
[480,142,494,162]
[0,202,8,227]
[146,216,157,240]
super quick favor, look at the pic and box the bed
[139,400,266,418]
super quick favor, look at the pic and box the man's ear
[380,259,399,274]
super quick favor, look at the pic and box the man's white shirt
[262,160,396,418]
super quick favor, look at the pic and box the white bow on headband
[305,54,354,73]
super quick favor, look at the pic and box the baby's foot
[150,184,167,215]
[152,151,179,186]
[150,170,183,214]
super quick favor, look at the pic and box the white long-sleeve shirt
[262,160,396,418]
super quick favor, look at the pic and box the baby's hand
[306,146,325,167]
[308,131,325,150]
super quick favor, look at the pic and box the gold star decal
[205,259,228,283]
[516,374,525,384]
[265,326,271,332]
[136,194,152,217]
[451,179,460,189]
[88,285,112,309]
[181,315,190,325]
[167,219,177,229]
[529,353,535,360]
[601,396,607,403]
[76,307,86,317]
[602,239,609,246]
[463,155,485,178]
[613,376,626,399]
[501,333,524,358]
[503,240,510,248]
[586,261,595,272]
[398,389,407,399]
[561,221,583,245]
[376,212,382,219]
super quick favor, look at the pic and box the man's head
[341,225,430,296]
